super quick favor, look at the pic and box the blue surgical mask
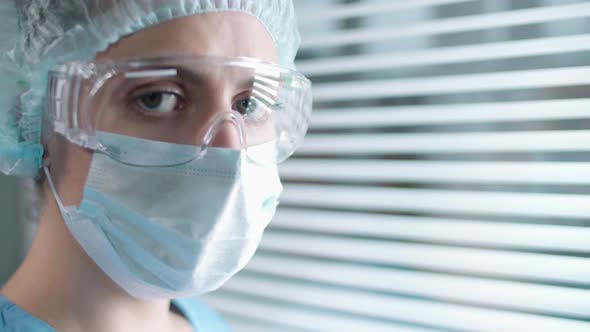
[45,132,283,299]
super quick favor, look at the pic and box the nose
[207,117,244,150]
[183,85,246,150]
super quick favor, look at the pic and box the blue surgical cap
[0,0,300,176]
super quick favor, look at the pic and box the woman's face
[47,12,278,205]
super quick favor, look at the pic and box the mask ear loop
[43,162,67,213]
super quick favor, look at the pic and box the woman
[0,1,311,331]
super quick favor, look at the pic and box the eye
[135,91,182,114]
[233,97,257,115]
[233,96,269,121]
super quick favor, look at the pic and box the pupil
[240,98,256,114]
[143,93,162,108]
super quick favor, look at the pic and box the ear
[41,132,94,207]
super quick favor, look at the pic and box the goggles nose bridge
[201,111,247,151]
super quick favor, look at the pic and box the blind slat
[223,274,590,332]
[261,231,590,285]
[310,99,590,128]
[272,208,590,252]
[299,34,590,76]
[282,184,590,219]
[298,130,590,155]
[246,254,590,318]
[301,2,590,49]
[298,0,473,23]
[206,293,439,332]
[313,66,590,102]
[280,160,590,185]
[227,316,316,332]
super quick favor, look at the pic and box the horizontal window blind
[204,0,590,331]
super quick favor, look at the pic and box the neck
[0,186,180,332]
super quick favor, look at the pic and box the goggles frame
[45,55,312,165]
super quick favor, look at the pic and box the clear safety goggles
[46,56,312,166]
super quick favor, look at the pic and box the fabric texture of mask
[46,132,283,298]
[0,0,300,176]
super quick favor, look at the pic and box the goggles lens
[49,57,312,166]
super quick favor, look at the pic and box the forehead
[96,12,278,63]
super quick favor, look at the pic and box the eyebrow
[123,66,279,93]
[176,66,255,91]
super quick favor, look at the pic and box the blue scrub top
[0,295,231,332]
